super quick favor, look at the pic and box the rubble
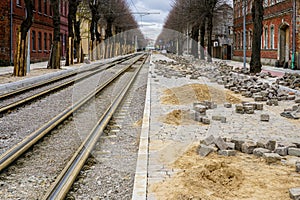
[218,150,237,156]
[241,142,257,154]
[263,153,282,164]
[274,147,288,156]
[198,144,216,157]
[289,148,300,157]
[296,161,300,173]
[260,114,270,122]
[253,148,271,157]
[289,188,300,200]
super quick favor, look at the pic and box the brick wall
[233,0,296,66]
[0,0,12,65]
[0,0,69,65]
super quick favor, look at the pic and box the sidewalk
[133,53,300,200]
[0,56,127,93]
[0,59,76,76]
[213,58,300,77]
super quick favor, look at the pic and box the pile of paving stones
[276,73,300,90]
[198,135,300,167]
[198,135,300,200]
[153,59,194,78]
[154,55,300,119]
[192,101,218,125]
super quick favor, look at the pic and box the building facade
[233,0,300,68]
[0,0,68,66]
[212,3,234,60]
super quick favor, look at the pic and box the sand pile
[150,145,300,200]
[161,84,241,105]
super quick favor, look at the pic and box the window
[32,31,36,51]
[240,33,243,49]
[61,1,63,15]
[270,26,274,49]
[16,0,21,6]
[33,0,36,10]
[38,32,42,51]
[264,27,268,49]
[49,33,52,47]
[65,1,68,16]
[44,33,47,50]
[38,0,42,12]
[44,0,47,14]
[249,30,253,49]
[50,3,52,16]
[264,0,268,7]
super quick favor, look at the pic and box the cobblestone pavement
[145,54,300,200]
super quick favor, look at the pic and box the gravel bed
[68,59,149,199]
[0,59,143,199]
[0,58,138,156]
[0,57,131,111]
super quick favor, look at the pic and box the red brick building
[0,0,68,66]
[233,0,300,69]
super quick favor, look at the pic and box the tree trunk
[74,20,82,63]
[191,25,199,58]
[105,19,113,39]
[14,0,33,76]
[48,0,61,69]
[250,0,264,73]
[66,0,76,66]
[200,20,206,60]
[206,13,213,62]
[89,2,98,61]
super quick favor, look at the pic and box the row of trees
[156,0,264,73]
[14,0,146,76]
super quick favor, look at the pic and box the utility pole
[291,0,296,70]
[187,24,189,55]
[243,0,247,70]
[25,8,30,73]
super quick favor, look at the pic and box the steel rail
[0,54,140,114]
[0,54,145,172]
[42,53,149,200]
[0,54,137,100]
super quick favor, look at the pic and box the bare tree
[14,0,34,76]
[66,0,81,66]
[250,0,264,73]
[48,0,61,69]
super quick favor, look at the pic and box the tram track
[0,53,149,200]
[0,54,139,115]
[0,54,137,99]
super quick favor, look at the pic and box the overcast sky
[126,0,173,41]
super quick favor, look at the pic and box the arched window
[270,26,274,49]
[32,31,36,51]
[264,27,268,49]
[38,0,42,12]
[44,0,47,14]
[38,32,42,51]
[44,33,47,50]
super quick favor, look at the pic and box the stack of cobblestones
[276,73,300,90]
[198,134,300,165]
[198,135,300,200]
[192,101,218,125]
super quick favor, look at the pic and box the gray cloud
[127,0,172,41]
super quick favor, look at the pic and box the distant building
[0,0,68,66]
[233,0,300,69]
[211,3,234,60]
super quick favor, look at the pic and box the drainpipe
[243,0,246,70]
[10,0,13,65]
[291,0,296,70]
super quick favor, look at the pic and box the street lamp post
[243,0,247,70]
[291,0,296,70]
